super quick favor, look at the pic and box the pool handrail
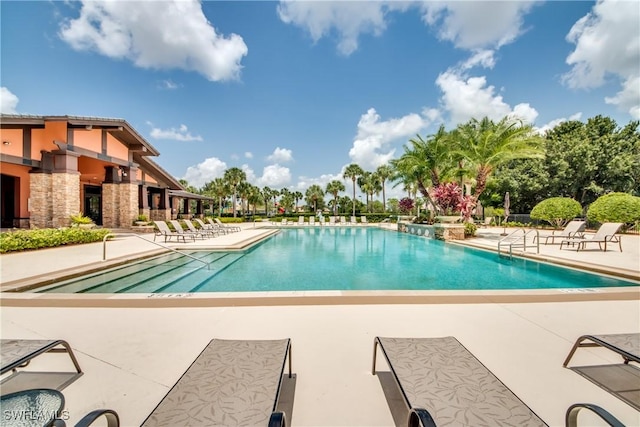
[498,228,540,259]
[102,233,211,269]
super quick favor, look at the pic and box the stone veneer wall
[29,172,80,228]
[119,183,138,227]
[29,173,54,228]
[102,183,119,228]
[102,183,138,228]
[52,172,81,228]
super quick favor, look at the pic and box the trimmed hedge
[530,197,582,228]
[0,228,112,253]
[587,192,640,224]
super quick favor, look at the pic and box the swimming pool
[34,228,637,294]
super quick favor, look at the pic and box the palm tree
[223,167,246,218]
[390,126,453,212]
[305,185,325,212]
[246,185,262,216]
[325,180,345,216]
[357,171,374,212]
[452,116,543,205]
[375,164,393,212]
[293,191,304,212]
[343,163,364,216]
[237,181,251,217]
[202,178,229,216]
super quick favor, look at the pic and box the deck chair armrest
[268,412,286,427]
[408,408,438,427]
[565,403,624,427]
[74,409,120,427]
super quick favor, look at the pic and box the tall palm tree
[357,171,374,212]
[305,185,325,212]
[246,185,262,216]
[202,178,229,216]
[237,181,251,217]
[325,180,345,215]
[343,163,364,216]
[293,191,304,212]
[375,164,393,212]
[452,116,544,204]
[223,167,246,218]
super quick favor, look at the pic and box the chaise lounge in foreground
[141,338,293,427]
[372,336,547,426]
[563,333,640,411]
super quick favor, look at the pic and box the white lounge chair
[538,220,586,244]
[154,221,195,243]
[560,222,623,251]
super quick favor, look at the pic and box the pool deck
[1,223,639,426]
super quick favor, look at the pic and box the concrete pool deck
[1,223,639,426]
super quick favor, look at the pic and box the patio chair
[328,216,336,226]
[361,216,368,224]
[141,338,292,427]
[194,218,217,234]
[205,218,230,234]
[340,216,347,225]
[1,339,83,393]
[563,333,639,410]
[298,216,305,225]
[560,222,623,252]
[372,336,547,426]
[350,216,358,225]
[183,219,214,238]
[170,220,204,240]
[213,217,241,232]
[537,220,586,244]
[153,221,194,243]
[309,216,316,226]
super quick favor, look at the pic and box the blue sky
[2,1,639,198]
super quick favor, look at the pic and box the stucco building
[0,114,210,229]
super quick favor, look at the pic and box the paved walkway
[1,223,639,426]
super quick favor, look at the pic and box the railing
[102,233,210,269]
[498,228,540,259]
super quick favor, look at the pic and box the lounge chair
[372,336,547,426]
[153,221,194,243]
[205,218,230,234]
[309,216,316,226]
[328,216,336,226]
[563,333,639,410]
[361,216,368,225]
[537,220,586,244]
[560,222,623,252]
[213,217,241,232]
[1,339,83,392]
[183,219,214,238]
[194,218,217,234]
[141,338,292,427]
[350,216,358,225]
[340,216,347,225]
[169,220,204,240]
[298,216,305,225]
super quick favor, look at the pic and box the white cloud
[158,79,179,90]
[59,0,248,81]
[536,112,583,135]
[348,108,430,170]
[183,157,227,188]
[295,172,342,193]
[420,1,538,50]
[244,152,253,159]
[563,0,639,118]
[256,164,292,188]
[266,147,294,163]
[149,124,203,141]
[435,69,539,125]
[277,1,408,56]
[1,87,19,113]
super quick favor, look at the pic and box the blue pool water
[37,228,636,293]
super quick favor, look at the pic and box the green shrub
[216,217,243,224]
[530,197,582,229]
[69,212,94,225]
[0,228,112,253]
[464,222,477,237]
[587,192,640,224]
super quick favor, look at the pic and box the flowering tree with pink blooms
[398,197,414,214]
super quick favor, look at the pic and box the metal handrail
[102,233,210,269]
[498,228,539,258]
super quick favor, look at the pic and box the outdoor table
[0,388,64,427]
